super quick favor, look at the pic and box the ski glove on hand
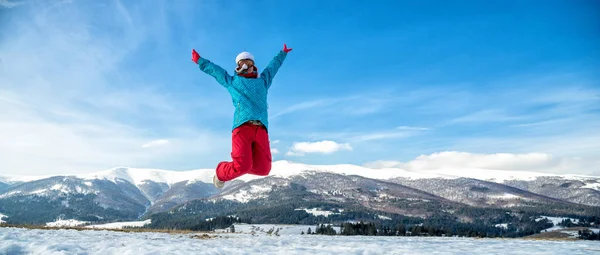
[192,44,289,64]
[191,49,200,64]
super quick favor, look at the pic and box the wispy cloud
[347,126,430,142]
[142,139,169,148]
[397,126,430,131]
[448,109,528,124]
[282,126,430,144]
[270,89,402,120]
[0,1,229,175]
[0,0,19,8]
[270,99,336,119]
[286,140,352,156]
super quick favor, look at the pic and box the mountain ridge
[1,160,599,226]
[2,160,598,185]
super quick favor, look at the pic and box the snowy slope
[419,167,597,183]
[76,167,214,187]
[0,176,99,199]
[536,215,580,232]
[265,160,450,180]
[0,212,6,224]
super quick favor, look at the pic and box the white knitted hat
[235,52,254,64]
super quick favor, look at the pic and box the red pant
[215,122,272,181]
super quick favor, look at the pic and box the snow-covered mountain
[0,160,598,225]
[0,167,221,224]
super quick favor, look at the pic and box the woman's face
[238,59,255,69]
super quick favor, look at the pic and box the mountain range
[0,160,598,227]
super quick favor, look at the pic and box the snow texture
[0,213,6,224]
[1,225,599,255]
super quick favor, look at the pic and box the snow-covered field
[536,216,580,232]
[1,224,599,255]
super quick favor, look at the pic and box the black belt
[247,120,263,126]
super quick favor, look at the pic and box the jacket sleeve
[197,57,233,88]
[261,50,287,89]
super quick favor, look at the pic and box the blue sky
[1,0,599,175]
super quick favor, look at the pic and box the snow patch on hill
[536,215,580,232]
[295,208,342,217]
[46,219,90,227]
[377,215,392,220]
[85,219,151,229]
[41,218,152,229]
[0,212,6,224]
[582,182,600,191]
[495,223,508,229]
[221,184,273,203]
[488,193,521,199]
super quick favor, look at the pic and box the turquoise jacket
[197,50,287,132]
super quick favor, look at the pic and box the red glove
[191,49,200,64]
[283,44,292,53]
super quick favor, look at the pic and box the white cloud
[271,99,336,119]
[142,139,169,148]
[406,151,559,171]
[349,130,416,142]
[271,148,279,154]
[448,109,526,124]
[0,1,229,175]
[286,141,352,156]
[290,126,431,144]
[364,151,600,175]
